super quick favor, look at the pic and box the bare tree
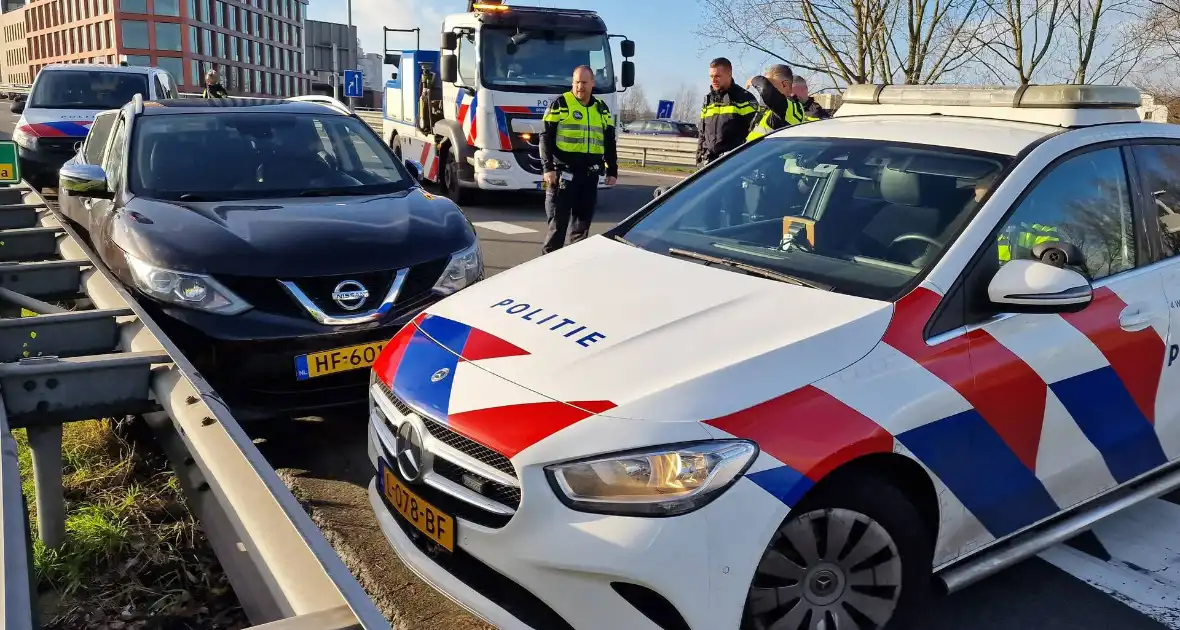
[619,84,654,123]
[695,0,988,87]
[971,0,1065,84]
[1056,0,1151,83]
[669,84,703,121]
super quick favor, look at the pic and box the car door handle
[1119,304,1154,331]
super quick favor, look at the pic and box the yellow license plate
[295,340,386,381]
[381,459,455,551]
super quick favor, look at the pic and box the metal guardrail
[1,182,392,629]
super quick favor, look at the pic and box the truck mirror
[440,54,458,83]
[384,53,401,66]
[621,39,635,58]
[441,32,459,51]
[621,61,635,88]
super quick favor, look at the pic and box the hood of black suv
[112,188,475,277]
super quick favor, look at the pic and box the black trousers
[543,172,598,254]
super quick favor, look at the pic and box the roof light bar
[843,84,1141,109]
[472,2,510,11]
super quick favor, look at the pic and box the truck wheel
[741,476,933,630]
[389,133,402,160]
[441,147,471,205]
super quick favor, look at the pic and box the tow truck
[380,0,635,204]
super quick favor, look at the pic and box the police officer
[746,64,805,141]
[202,69,228,98]
[539,65,618,255]
[698,57,757,166]
[792,77,831,121]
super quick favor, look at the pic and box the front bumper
[365,391,791,630]
[473,149,609,191]
[18,144,75,185]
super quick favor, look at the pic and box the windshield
[480,27,615,93]
[28,71,149,110]
[617,138,1011,301]
[129,112,413,202]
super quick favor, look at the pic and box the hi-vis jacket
[540,92,619,178]
[746,76,806,141]
[697,83,757,163]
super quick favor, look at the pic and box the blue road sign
[344,70,364,98]
[657,100,674,119]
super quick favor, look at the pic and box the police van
[364,84,1180,630]
[12,63,178,190]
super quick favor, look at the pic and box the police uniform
[698,83,757,165]
[539,91,618,254]
[746,76,806,141]
[999,222,1060,262]
[202,83,229,98]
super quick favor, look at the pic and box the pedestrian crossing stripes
[471,221,538,235]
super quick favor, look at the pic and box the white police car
[12,63,177,190]
[364,84,1180,630]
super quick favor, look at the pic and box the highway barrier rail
[1,180,391,629]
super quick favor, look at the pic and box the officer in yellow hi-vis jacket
[539,65,619,255]
[999,223,1060,262]
[746,65,806,141]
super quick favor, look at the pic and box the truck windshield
[129,112,413,202]
[28,71,149,110]
[480,28,615,93]
[616,137,1012,302]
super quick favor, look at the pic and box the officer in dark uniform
[697,57,757,166]
[539,65,618,255]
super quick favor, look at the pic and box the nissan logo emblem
[394,420,430,483]
[331,280,369,311]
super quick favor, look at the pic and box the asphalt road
[3,108,1177,630]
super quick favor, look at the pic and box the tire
[390,133,402,160]
[741,475,934,630]
[440,147,472,205]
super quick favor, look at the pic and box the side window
[83,111,119,164]
[152,75,166,100]
[103,117,128,187]
[457,35,476,85]
[994,147,1136,281]
[1130,144,1180,257]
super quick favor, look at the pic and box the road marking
[472,221,537,235]
[1039,498,1180,629]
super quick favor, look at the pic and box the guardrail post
[26,424,64,548]
[641,147,647,168]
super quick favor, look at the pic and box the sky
[305,0,769,108]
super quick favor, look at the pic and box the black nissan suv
[58,95,483,420]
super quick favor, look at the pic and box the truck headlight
[126,254,251,315]
[545,440,759,517]
[476,156,511,170]
[432,241,483,296]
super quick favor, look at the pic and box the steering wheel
[890,233,944,249]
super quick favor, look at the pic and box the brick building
[23,0,308,97]
[0,6,30,84]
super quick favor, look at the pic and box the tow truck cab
[381,0,635,203]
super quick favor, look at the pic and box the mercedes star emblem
[431,368,450,383]
[331,280,370,311]
[394,420,430,483]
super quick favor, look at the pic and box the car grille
[37,137,83,156]
[374,378,521,524]
[215,256,449,320]
[502,111,544,175]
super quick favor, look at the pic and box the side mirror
[60,163,113,199]
[621,39,635,58]
[404,158,423,182]
[987,259,1092,313]
[440,54,458,84]
[10,100,24,114]
[384,53,401,66]
[653,186,667,199]
[621,61,635,88]
[441,32,458,51]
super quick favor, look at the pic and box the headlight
[125,254,251,315]
[11,127,35,151]
[432,241,483,296]
[476,156,511,170]
[545,440,759,517]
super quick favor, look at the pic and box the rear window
[128,111,413,201]
[678,123,698,134]
[28,70,149,110]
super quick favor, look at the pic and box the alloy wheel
[746,507,904,630]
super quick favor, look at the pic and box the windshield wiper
[667,247,830,290]
[611,234,635,247]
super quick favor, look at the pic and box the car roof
[767,115,1065,156]
[38,63,158,75]
[135,98,349,116]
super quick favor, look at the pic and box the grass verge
[14,418,248,629]
[617,160,695,177]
